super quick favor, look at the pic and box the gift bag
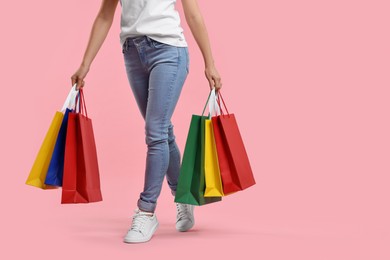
[26,85,78,189]
[204,89,224,197]
[44,108,72,186]
[61,89,102,203]
[175,90,222,206]
[212,91,256,194]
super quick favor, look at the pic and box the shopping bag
[44,108,73,186]
[204,119,225,197]
[175,90,222,205]
[204,89,224,197]
[61,89,102,203]
[212,115,240,194]
[26,85,79,189]
[212,91,256,194]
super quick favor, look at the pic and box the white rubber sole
[123,222,159,244]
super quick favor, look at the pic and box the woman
[71,0,222,243]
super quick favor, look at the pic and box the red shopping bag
[212,91,255,194]
[61,89,102,203]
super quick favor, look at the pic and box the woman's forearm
[81,16,114,68]
[186,16,215,68]
[182,0,222,90]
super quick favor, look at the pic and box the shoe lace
[130,211,152,234]
[176,203,189,221]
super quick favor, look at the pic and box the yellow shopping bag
[204,89,224,197]
[26,84,78,189]
[26,112,64,189]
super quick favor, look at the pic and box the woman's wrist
[80,62,91,70]
[205,60,215,69]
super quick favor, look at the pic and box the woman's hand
[71,64,90,90]
[205,64,222,91]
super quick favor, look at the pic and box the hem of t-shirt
[119,35,187,47]
[148,36,188,47]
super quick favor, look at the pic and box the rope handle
[216,90,230,116]
[74,88,89,118]
[201,90,213,116]
[202,88,230,118]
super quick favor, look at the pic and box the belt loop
[132,36,138,46]
[123,39,126,52]
[145,36,150,43]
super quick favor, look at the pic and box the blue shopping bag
[44,108,73,186]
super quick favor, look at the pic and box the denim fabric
[122,35,189,212]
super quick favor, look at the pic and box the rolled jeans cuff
[137,198,156,213]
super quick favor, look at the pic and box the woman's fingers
[71,75,77,87]
[71,76,85,90]
[71,65,90,90]
[209,75,222,91]
[214,75,222,90]
[76,78,85,90]
[208,77,214,90]
[205,66,222,91]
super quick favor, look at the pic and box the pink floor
[6,163,390,259]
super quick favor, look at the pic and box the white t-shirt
[119,0,188,48]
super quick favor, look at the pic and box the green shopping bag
[174,91,222,206]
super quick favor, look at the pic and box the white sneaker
[175,203,195,232]
[123,209,159,243]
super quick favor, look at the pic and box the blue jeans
[122,35,189,212]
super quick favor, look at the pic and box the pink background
[1,0,389,259]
